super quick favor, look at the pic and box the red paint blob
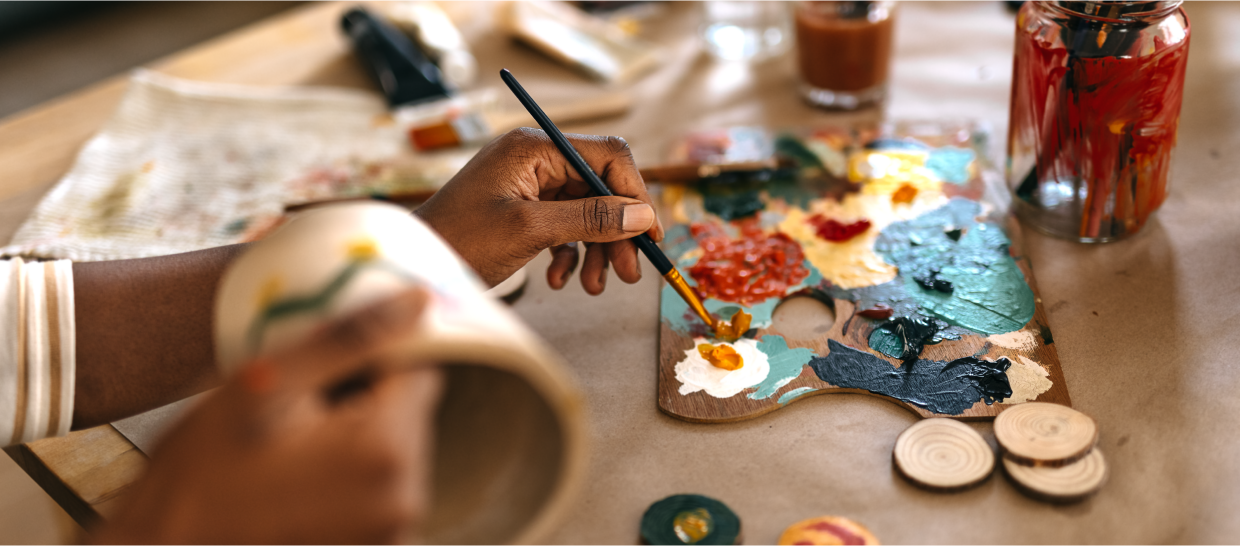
[807,214,872,242]
[688,219,810,305]
[858,304,894,320]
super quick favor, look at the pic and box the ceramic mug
[214,202,586,544]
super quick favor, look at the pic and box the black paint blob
[810,340,1014,415]
[1037,321,1055,345]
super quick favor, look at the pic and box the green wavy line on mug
[246,258,416,351]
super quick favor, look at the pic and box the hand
[94,289,443,545]
[415,128,664,295]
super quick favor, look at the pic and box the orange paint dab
[713,309,752,342]
[697,343,743,371]
[892,183,918,204]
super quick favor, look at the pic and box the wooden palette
[656,123,1072,423]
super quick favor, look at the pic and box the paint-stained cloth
[0,70,470,262]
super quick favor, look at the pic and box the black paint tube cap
[341,7,451,107]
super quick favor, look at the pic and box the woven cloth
[2,70,471,261]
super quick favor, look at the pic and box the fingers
[496,128,665,241]
[546,243,579,290]
[514,196,655,250]
[605,239,642,284]
[262,288,429,392]
[580,242,609,295]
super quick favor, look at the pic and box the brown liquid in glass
[795,6,894,92]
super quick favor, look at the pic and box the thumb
[519,196,656,248]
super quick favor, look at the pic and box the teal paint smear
[874,199,1035,336]
[868,326,905,359]
[748,335,818,400]
[775,134,826,169]
[925,147,975,185]
[659,284,782,336]
[778,387,818,405]
[662,224,698,262]
[798,259,824,290]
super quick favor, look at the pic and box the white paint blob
[675,338,771,398]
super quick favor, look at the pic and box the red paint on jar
[1008,3,1190,239]
[688,219,809,305]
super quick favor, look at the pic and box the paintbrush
[499,68,720,333]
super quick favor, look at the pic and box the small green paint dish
[640,494,741,545]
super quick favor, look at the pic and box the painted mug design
[214,202,587,544]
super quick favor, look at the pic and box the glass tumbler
[1007,1,1190,242]
[795,1,896,110]
[700,2,793,62]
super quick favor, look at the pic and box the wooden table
[5,1,1240,542]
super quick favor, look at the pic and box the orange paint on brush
[697,343,744,371]
[713,309,752,342]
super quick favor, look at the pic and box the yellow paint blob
[346,238,380,261]
[1108,120,1128,135]
[673,508,714,544]
[255,275,284,311]
[848,150,945,196]
[780,205,896,290]
[697,343,744,371]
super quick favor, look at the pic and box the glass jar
[1007,1,1190,242]
[701,2,793,62]
[794,1,896,110]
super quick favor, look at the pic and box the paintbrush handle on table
[499,68,716,330]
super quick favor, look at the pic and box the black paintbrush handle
[500,69,674,275]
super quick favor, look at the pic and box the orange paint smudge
[697,343,743,371]
[713,309,752,342]
[891,183,918,204]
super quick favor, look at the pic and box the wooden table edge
[4,424,148,530]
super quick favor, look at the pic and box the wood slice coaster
[1003,448,1108,502]
[640,494,741,545]
[893,418,994,491]
[777,516,880,545]
[994,402,1097,466]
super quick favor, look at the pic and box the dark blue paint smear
[809,340,1013,415]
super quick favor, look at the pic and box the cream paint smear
[675,338,770,398]
[1002,355,1053,404]
[988,330,1038,351]
[778,191,946,290]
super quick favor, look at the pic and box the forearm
[72,244,248,429]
